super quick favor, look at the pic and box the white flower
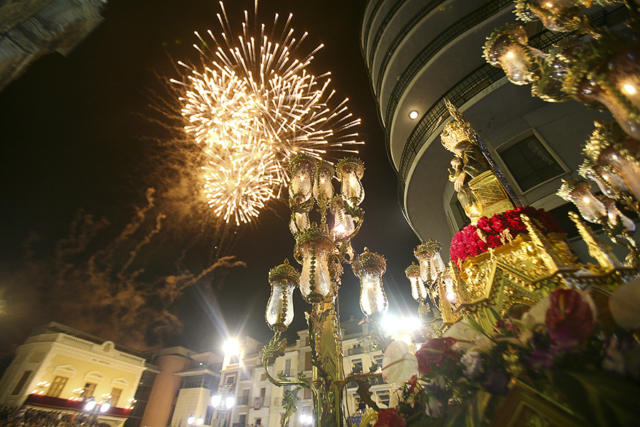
[382,340,418,384]
[610,278,640,331]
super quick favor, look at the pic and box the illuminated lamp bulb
[225,395,235,409]
[289,155,316,206]
[413,240,442,285]
[330,196,355,239]
[442,271,458,305]
[336,158,365,207]
[295,226,333,303]
[353,248,388,318]
[100,403,110,413]
[429,247,446,281]
[624,84,637,95]
[211,395,221,408]
[409,110,419,119]
[188,415,195,426]
[197,417,204,426]
[405,262,427,303]
[312,161,335,205]
[265,260,299,332]
[85,400,97,411]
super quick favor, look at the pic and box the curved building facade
[361,0,626,254]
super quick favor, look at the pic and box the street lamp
[262,155,388,427]
[188,414,195,426]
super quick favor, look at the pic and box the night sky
[0,0,421,357]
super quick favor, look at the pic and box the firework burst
[171,1,363,225]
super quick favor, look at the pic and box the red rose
[416,338,458,374]
[486,234,502,248]
[374,409,406,427]
[545,289,594,342]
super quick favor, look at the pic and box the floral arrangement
[377,284,640,427]
[450,206,564,265]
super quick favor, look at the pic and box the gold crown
[441,121,475,152]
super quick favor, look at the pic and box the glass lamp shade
[413,240,443,285]
[405,263,427,303]
[526,0,581,32]
[295,227,333,303]
[577,80,640,141]
[430,250,446,281]
[188,415,195,425]
[313,161,335,205]
[266,260,299,331]
[336,158,365,207]
[558,179,607,224]
[585,122,640,201]
[289,212,310,235]
[442,271,458,306]
[603,199,636,232]
[353,248,388,317]
[579,160,622,199]
[484,26,540,85]
[330,196,355,239]
[289,155,316,206]
[597,165,629,195]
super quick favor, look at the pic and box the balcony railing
[347,347,365,356]
[383,0,513,128]
[237,396,250,406]
[24,394,132,418]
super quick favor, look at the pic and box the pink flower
[545,289,595,342]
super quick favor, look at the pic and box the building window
[238,414,246,427]
[303,388,312,400]
[255,418,262,426]
[46,376,68,398]
[352,359,363,373]
[259,373,266,382]
[11,371,32,396]
[225,375,236,386]
[82,382,97,399]
[373,355,383,370]
[239,389,250,406]
[181,375,204,389]
[377,391,390,407]
[284,359,291,377]
[498,133,565,192]
[109,388,123,407]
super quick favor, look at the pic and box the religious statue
[441,101,515,224]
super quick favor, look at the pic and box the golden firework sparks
[171,1,363,225]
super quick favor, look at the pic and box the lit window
[82,382,97,399]
[109,388,122,407]
[47,376,69,398]
[498,134,564,192]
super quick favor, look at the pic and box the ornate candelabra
[484,1,640,140]
[262,155,388,427]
